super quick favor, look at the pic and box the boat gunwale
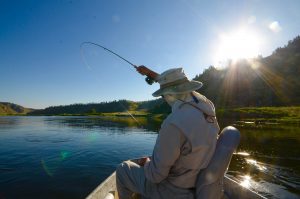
[86,168,267,199]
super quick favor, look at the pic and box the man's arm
[144,123,182,183]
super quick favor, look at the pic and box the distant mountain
[0,102,34,115]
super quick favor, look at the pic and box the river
[0,116,299,199]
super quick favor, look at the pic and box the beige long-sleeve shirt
[144,93,219,188]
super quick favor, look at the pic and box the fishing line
[80,41,154,84]
[80,42,144,128]
[80,42,137,69]
[117,101,143,128]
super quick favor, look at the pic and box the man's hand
[136,65,159,80]
[137,157,150,166]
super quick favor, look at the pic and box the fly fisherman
[116,66,220,199]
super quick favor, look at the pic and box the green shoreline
[2,107,300,125]
[217,106,300,124]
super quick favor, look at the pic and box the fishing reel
[145,76,155,85]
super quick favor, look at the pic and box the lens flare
[269,21,282,33]
[41,151,70,177]
[41,159,54,177]
[60,151,70,160]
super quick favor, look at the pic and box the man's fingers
[136,65,150,76]
[137,157,149,166]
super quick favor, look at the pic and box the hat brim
[152,80,203,97]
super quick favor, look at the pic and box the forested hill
[0,102,34,115]
[194,36,300,107]
[29,99,170,115]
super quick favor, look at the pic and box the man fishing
[116,65,220,199]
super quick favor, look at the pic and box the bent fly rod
[80,41,155,84]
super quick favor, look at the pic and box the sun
[214,28,261,66]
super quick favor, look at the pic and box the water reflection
[42,116,162,132]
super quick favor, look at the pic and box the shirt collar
[171,99,195,112]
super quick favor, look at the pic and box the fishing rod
[80,41,152,128]
[80,42,155,84]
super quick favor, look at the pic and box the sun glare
[240,175,251,188]
[214,28,261,66]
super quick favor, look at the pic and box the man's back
[144,93,219,188]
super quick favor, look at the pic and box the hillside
[29,99,171,115]
[0,102,34,115]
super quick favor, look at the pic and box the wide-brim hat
[152,68,203,97]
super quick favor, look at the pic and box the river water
[0,116,299,199]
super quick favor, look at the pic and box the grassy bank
[0,114,27,116]
[91,107,300,124]
[217,106,300,124]
[28,110,167,119]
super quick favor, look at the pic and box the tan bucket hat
[152,68,203,97]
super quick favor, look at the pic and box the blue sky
[1,0,299,109]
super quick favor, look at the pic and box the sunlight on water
[240,175,251,188]
[246,158,267,171]
[229,146,300,198]
[233,151,250,156]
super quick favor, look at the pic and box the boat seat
[195,126,241,199]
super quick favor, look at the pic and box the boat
[86,163,266,199]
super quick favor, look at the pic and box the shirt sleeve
[144,123,182,183]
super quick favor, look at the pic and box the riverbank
[2,106,300,125]
[217,106,300,124]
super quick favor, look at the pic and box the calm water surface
[0,116,299,199]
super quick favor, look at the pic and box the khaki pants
[116,160,194,199]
